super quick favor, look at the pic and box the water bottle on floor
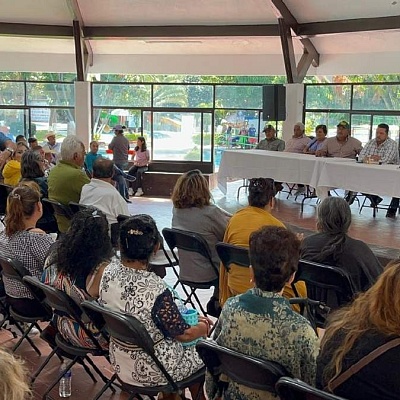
[59,361,72,397]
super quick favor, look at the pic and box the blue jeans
[113,162,129,199]
[128,165,148,192]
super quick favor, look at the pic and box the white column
[74,81,91,149]
[282,83,304,141]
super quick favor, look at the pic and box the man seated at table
[316,120,362,159]
[284,122,311,195]
[256,124,285,191]
[316,120,362,204]
[255,125,285,151]
[358,123,399,208]
[284,122,311,153]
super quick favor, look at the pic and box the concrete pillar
[74,81,91,149]
[282,83,304,141]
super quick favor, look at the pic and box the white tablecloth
[217,149,400,198]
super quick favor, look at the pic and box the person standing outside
[108,125,130,201]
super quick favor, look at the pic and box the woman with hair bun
[220,177,306,308]
[0,184,53,316]
[87,214,208,398]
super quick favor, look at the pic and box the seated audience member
[220,177,306,311]
[255,125,285,151]
[87,215,208,398]
[0,185,53,316]
[2,142,28,186]
[284,122,311,153]
[48,135,90,233]
[128,136,150,197]
[28,137,38,148]
[301,197,382,292]
[42,131,61,163]
[317,260,400,400]
[20,151,58,233]
[304,124,327,154]
[0,348,31,400]
[84,140,101,175]
[316,121,362,159]
[15,135,27,145]
[43,209,113,349]
[80,158,129,244]
[0,132,16,171]
[171,169,231,317]
[358,123,400,213]
[208,226,319,400]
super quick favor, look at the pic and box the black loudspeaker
[262,85,286,121]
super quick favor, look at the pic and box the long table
[217,149,400,199]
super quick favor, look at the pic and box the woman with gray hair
[300,197,383,292]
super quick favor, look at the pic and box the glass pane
[304,112,350,137]
[92,84,151,107]
[350,114,372,146]
[0,109,29,140]
[202,113,212,162]
[215,86,262,109]
[153,85,190,108]
[187,85,213,108]
[92,108,143,158]
[372,115,400,141]
[26,83,74,107]
[0,81,25,105]
[31,108,75,143]
[151,112,199,161]
[305,85,351,110]
[353,84,400,111]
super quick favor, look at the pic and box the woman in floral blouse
[87,214,210,399]
[208,226,319,400]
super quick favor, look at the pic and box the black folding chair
[0,183,13,226]
[81,299,206,400]
[196,339,290,397]
[216,242,250,272]
[68,201,96,215]
[276,377,347,400]
[293,259,356,328]
[0,255,52,355]
[22,277,114,400]
[162,227,219,316]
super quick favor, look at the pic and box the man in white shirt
[80,158,129,244]
[284,122,311,153]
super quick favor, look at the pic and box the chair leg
[92,373,118,400]
[83,355,113,388]
[42,357,78,399]
[31,346,59,383]
[12,323,42,356]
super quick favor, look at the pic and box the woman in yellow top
[220,177,306,310]
[2,142,28,186]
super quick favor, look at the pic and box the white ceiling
[0,0,400,76]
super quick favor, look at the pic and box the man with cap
[316,121,362,159]
[108,124,131,202]
[42,131,61,164]
[256,125,285,151]
[284,122,311,154]
[316,121,362,204]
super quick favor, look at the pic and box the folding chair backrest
[0,255,30,282]
[296,260,355,310]
[162,227,215,273]
[24,276,106,349]
[196,339,290,394]
[0,183,13,216]
[68,201,94,215]
[276,377,347,400]
[216,242,250,272]
[42,198,73,220]
[81,300,178,389]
